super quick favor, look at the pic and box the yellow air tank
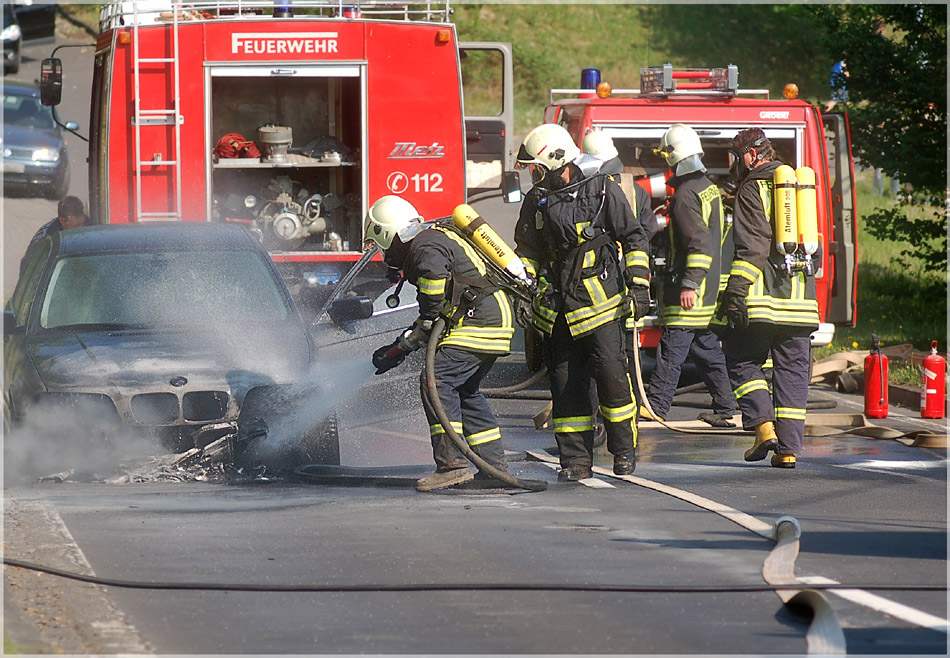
[772,164,798,256]
[452,204,530,284]
[795,166,819,257]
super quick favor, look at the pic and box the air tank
[452,204,530,284]
[773,164,798,256]
[795,166,819,257]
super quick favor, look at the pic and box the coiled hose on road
[423,317,547,492]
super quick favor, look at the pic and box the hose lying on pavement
[424,317,547,492]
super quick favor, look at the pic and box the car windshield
[40,250,292,330]
[3,92,56,130]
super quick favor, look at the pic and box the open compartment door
[823,113,859,327]
[460,41,519,201]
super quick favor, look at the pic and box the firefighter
[20,196,89,275]
[645,124,736,426]
[579,132,658,424]
[713,128,820,468]
[365,195,515,491]
[514,123,649,481]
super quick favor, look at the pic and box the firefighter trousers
[721,325,812,455]
[646,327,735,418]
[420,347,507,472]
[545,314,637,469]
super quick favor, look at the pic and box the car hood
[29,325,311,393]
[2,124,63,151]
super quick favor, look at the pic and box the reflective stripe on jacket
[404,227,514,355]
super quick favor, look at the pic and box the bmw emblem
[169,376,188,387]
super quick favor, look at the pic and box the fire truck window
[460,49,503,117]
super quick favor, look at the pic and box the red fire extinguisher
[921,340,946,419]
[864,333,888,418]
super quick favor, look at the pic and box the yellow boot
[770,453,797,468]
[639,405,663,422]
[744,421,778,462]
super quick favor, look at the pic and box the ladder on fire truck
[130,0,183,221]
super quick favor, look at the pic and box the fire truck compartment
[208,65,364,254]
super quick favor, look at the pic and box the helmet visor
[396,218,426,243]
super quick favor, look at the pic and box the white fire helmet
[654,123,704,167]
[363,195,425,250]
[582,131,619,161]
[516,124,581,174]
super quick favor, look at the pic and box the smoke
[3,403,160,485]
[242,356,377,463]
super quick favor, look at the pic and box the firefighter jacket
[660,170,727,328]
[717,160,819,329]
[402,226,514,355]
[515,167,651,338]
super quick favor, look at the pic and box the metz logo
[232,32,339,55]
[389,142,445,159]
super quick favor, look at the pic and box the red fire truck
[41,0,519,312]
[543,64,858,349]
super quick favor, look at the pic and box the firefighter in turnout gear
[713,128,820,468]
[365,195,515,491]
[646,124,736,425]
[579,132,658,421]
[514,124,650,481]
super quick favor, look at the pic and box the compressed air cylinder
[773,165,798,256]
[452,204,530,284]
[795,166,819,256]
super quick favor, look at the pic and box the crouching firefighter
[514,123,650,482]
[365,195,516,491]
[713,128,820,469]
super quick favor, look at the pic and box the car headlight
[1,24,21,41]
[32,148,60,163]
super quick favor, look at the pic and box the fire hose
[423,316,548,492]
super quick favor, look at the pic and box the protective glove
[398,319,433,352]
[372,339,408,375]
[629,285,651,321]
[715,289,748,330]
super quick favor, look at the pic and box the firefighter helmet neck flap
[363,195,425,250]
[655,123,705,177]
[580,131,623,176]
[517,124,581,191]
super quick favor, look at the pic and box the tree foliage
[805,4,947,270]
[646,4,831,98]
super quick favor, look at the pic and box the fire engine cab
[40,0,519,314]
[543,64,858,348]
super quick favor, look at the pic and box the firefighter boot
[744,421,778,462]
[771,453,797,469]
[557,464,593,482]
[416,467,474,492]
[613,449,637,475]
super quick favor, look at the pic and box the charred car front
[4,222,340,474]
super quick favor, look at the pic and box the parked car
[2,82,76,199]
[2,3,20,74]
[11,1,55,41]
[4,222,347,475]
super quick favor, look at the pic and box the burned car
[3,222,340,477]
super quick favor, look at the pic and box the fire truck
[40,0,519,313]
[543,64,858,349]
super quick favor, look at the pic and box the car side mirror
[4,310,24,337]
[327,296,374,326]
[501,170,522,204]
[40,57,63,106]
